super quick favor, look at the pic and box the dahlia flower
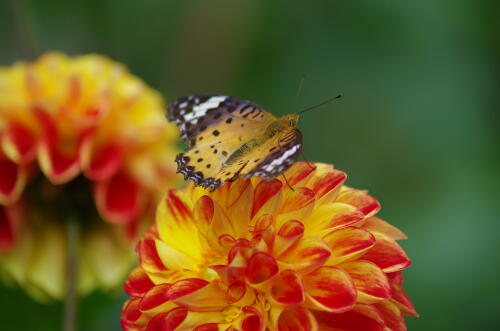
[121,162,417,331]
[0,53,179,300]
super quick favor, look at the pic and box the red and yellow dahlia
[0,53,179,300]
[122,162,417,331]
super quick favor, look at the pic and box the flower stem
[64,218,79,331]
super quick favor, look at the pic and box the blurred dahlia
[121,162,417,331]
[0,53,179,300]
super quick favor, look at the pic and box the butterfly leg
[300,148,316,170]
[281,173,295,191]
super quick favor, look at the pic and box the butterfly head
[287,114,300,128]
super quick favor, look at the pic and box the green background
[1,0,499,330]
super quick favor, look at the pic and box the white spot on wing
[263,145,300,172]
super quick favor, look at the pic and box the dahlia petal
[245,252,279,286]
[146,307,188,331]
[270,269,305,306]
[239,306,265,331]
[278,237,331,274]
[38,141,81,184]
[168,279,229,310]
[273,220,305,257]
[125,267,155,297]
[227,282,256,306]
[283,162,317,187]
[361,233,411,273]
[0,157,26,205]
[193,324,219,331]
[336,188,381,217]
[303,266,356,313]
[138,235,168,273]
[276,187,315,229]
[340,261,391,304]
[251,179,283,219]
[155,239,199,271]
[207,201,237,249]
[362,217,407,241]
[1,121,38,164]
[95,171,142,224]
[375,300,406,331]
[121,298,142,325]
[81,140,123,180]
[193,195,214,238]
[139,283,172,311]
[306,167,346,203]
[274,306,317,331]
[156,190,203,261]
[224,180,254,239]
[305,203,365,237]
[390,283,418,317]
[323,227,375,265]
[313,304,385,331]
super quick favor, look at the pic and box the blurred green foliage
[1,0,499,330]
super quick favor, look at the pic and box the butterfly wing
[168,95,302,191]
[168,95,276,147]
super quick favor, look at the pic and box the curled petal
[38,144,81,184]
[121,298,142,327]
[336,188,381,217]
[81,140,123,180]
[246,252,279,286]
[323,227,375,265]
[275,306,317,331]
[303,266,356,313]
[95,171,142,224]
[240,306,265,331]
[273,220,304,257]
[270,269,305,306]
[361,233,411,273]
[278,237,331,274]
[146,307,188,331]
[362,217,407,240]
[169,279,229,311]
[228,282,256,306]
[125,267,155,297]
[0,157,26,205]
[194,324,219,331]
[251,179,282,219]
[139,283,171,311]
[314,304,385,331]
[375,300,406,331]
[340,261,391,304]
[1,121,38,164]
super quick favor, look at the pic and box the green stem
[63,218,79,331]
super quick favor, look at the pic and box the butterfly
[167,95,303,191]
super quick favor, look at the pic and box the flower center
[222,306,243,322]
[24,173,100,228]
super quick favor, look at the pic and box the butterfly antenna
[297,94,342,115]
[281,174,295,191]
[292,74,307,107]
[300,149,316,170]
